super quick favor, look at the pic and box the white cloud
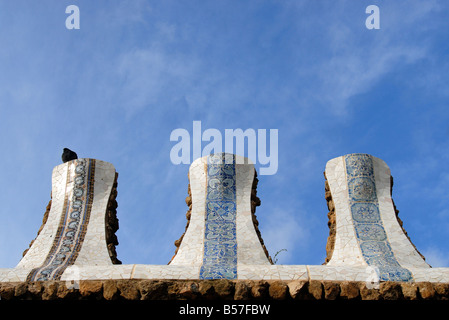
[316,32,426,116]
[99,0,153,27]
[115,47,199,117]
[422,247,449,267]
[279,1,440,117]
[260,207,309,264]
[1,0,448,270]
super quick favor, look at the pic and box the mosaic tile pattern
[199,153,237,279]
[344,154,413,282]
[27,159,96,281]
[14,159,117,282]
[3,154,447,283]
[169,153,271,276]
[324,154,431,273]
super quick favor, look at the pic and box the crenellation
[1,152,449,300]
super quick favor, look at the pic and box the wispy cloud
[1,0,448,269]
[261,206,310,264]
[422,247,449,267]
[115,47,199,119]
[307,4,436,116]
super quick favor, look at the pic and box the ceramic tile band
[199,153,237,279]
[27,159,96,281]
[345,154,412,282]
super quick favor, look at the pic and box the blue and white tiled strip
[27,159,96,281]
[199,153,238,279]
[345,154,413,282]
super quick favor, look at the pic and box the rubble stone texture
[1,279,447,300]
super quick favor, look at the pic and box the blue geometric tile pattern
[345,154,413,282]
[199,153,237,279]
[27,159,96,281]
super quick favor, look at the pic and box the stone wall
[4,153,449,303]
[250,169,273,264]
[1,279,448,300]
[105,172,121,264]
[323,172,335,264]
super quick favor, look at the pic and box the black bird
[62,148,78,163]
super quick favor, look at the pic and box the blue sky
[1,0,449,268]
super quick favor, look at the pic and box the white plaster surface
[325,156,366,266]
[15,159,117,273]
[169,156,207,266]
[16,162,71,270]
[74,160,116,266]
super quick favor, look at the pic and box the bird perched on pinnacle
[62,148,78,163]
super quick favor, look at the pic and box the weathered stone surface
[268,281,288,300]
[340,281,360,300]
[42,281,59,300]
[234,281,251,300]
[14,282,28,298]
[323,174,336,264]
[434,283,449,300]
[197,279,234,300]
[287,280,308,300]
[27,282,43,299]
[250,172,273,264]
[0,283,16,300]
[167,281,200,300]
[198,280,216,299]
[308,280,323,300]
[401,282,418,300]
[251,281,269,299]
[56,283,79,299]
[213,279,234,299]
[178,282,200,299]
[117,279,140,300]
[103,280,119,300]
[138,280,168,300]
[105,173,121,265]
[418,282,435,300]
[1,280,449,300]
[380,282,402,300]
[323,281,340,300]
[359,283,381,300]
[79,280,103,299]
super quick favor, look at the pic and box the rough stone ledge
[1,279,449,301]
